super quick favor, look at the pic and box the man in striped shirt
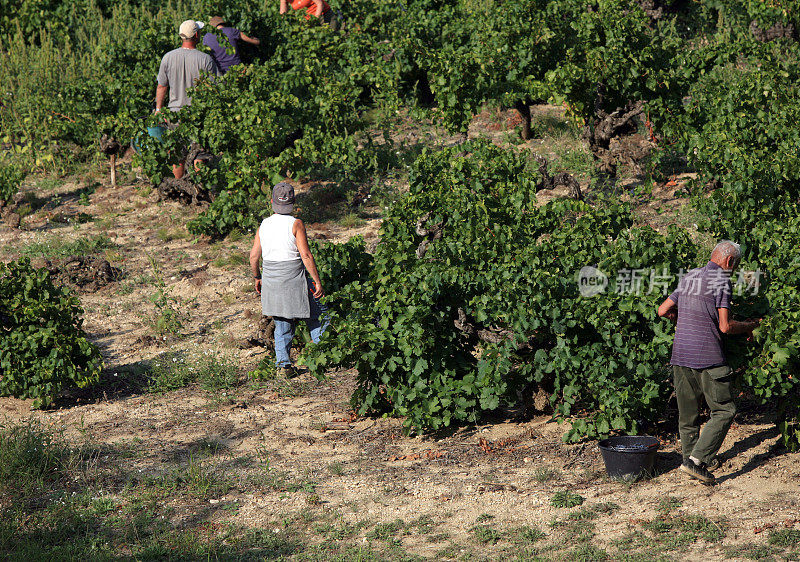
[657,241,760,484]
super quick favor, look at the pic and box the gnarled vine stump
[582,99,654,183]
[154,144,214,205]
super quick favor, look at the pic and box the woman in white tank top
[258,213,300,261]
[248,182,328,374]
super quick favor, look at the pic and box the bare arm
[312,0,324,17]
[280,0,289,14]
[239,32,260,45]
[718,308,760,335]
[293,219,323,297]
[155,84,168,112]
[657,297,677,322]
[250,231,262,294]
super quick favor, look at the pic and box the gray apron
[261,259,310,319]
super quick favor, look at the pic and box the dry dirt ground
[1,109,799,560]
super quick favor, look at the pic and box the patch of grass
[548,136,594,178]
[147,353,194,392]
[680,513,725,542]
[183,455,229,498]
[436,542,475,559]
[327,462,345,476]
[531,113,575,138]
[1,493,111,557]
[644,518,674,535]
[338,212,366,229]
[269,375,314,399]
[144,256,185,337]
[612,551,669,562]
[316,520,370,541]
[132,273,155,285]
[147,352,240,394]
[231,526,304,556]
[117,280,137,295]
[3,493,322,560]
[33,177,66,192]
[96,215,115,230]
[532,466,560,483]
[227,229,246,242]
[409,515,436,535]
[470,524,501,545]
[551,517,596,542]
[727,544,782,561]
[50,210,94,225]
[194,437,225,457]
[590,502,620,514]
[610,530,659,550]
[550,490,585,508]
[19,234,115,258]
[0,419,67,496]
[0,422,427,562]
[156,227,190,242]
[656,496,682,514]
[769,529,800,547]
[143,458,232,500]
[641,511,725,551]
[212,251,247,269]
[366,519,405,541]
[248,468,296,493]
[567,508,600,521]
[197,357,240,392]
[245,452,315,496]
[508,525,546,545]
[476,513,495,523]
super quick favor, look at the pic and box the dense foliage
[2,0,800,444]
[0,259,102,407]
[678,40,800,450]
[0,163,24,205]
[304,141,703,439]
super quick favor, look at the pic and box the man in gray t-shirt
[155,20,220,178]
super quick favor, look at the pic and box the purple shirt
[668,261,732,369]
[202,26,242,73]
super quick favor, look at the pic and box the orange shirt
[291,0,331,19]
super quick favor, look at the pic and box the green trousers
[673,365,737,465]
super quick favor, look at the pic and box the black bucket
[598,436,660,481]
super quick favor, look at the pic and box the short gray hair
[711,240,741,262]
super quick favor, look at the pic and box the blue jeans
[273,280,329,367]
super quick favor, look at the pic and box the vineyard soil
[1,108,798,560]
[0,371,796,559]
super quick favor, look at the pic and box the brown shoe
[276,366,297,378]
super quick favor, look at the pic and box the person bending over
[280,0,339,29]
[203,16,261,74]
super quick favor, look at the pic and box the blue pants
[273,281,329,367]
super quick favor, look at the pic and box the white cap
[179,20,204,40]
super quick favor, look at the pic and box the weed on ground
[19,234,115,258]
[146,351,240,395]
